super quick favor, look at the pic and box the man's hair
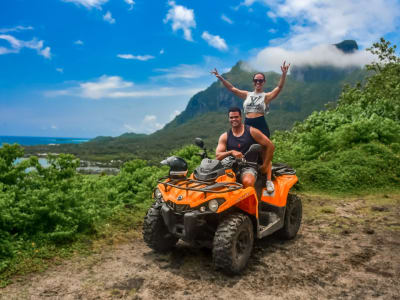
[228,106,242,116]
[253,72,265,81]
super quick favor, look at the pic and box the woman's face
[253,74,265,90]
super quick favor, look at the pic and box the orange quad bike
[143,138,302,274]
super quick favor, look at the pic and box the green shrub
[273,38,400,193]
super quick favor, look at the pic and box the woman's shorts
[245,116,270,138]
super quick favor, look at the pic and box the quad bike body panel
[260,175,298,207]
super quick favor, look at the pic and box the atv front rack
[158,177,243,197]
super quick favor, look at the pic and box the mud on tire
[212,213,254,275]
[143,202,178,252]
[277,193,302,240]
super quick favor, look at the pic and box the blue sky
[1,0,399,138]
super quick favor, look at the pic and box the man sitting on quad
[216,107,275,190]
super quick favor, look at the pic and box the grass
[299,191,400,235]
[0,207,147,288]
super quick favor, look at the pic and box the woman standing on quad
[211,61,290,193]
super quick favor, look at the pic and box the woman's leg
[261,147,273,180]
[245,117,272,180]
[245,116,274,192]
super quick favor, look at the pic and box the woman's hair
[253,72,265,81]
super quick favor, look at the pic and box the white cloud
[74,40,84,45]
[124,0,135,10]
[240,0,258,5]
[117,54,155,61]
[79,75,132,99]
[267,11,277,20]
[244,0,400,71]
[169,110,181,120]
[153,64,208,80]
[247,0,400,50]
[40,47,51,58]
[62,0,108,9]
[160,49,164,54]
[51,125,58,130]
[164,1,196,41]
[0,34,51,58]
[103,11,116,24]
[56,68,64,73]
[0,26,34,33]
[143,115,157,123]
[143,115,163,131]
[221,14,233,24]
[123,123,137,132]
[248,44,376,72]
[201,31,228,51]
[45,75,204,99]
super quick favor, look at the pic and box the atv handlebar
[236,158,259,171]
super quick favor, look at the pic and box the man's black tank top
[227,125,256,154]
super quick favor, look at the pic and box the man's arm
[215,132,243,160]
[249,127,275,173]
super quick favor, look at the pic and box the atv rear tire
[212,213,254,275]
[143,202,178,252]
[277,193,302,239]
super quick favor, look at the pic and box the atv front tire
[277,193,302,239]
[212,213,254,274]
[143,202,178,252]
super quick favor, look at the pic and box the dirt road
[1,194,399,299]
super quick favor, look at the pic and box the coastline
[0,135,90,147]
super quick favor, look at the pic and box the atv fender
[261,175,298,207]
[217,187,258,218]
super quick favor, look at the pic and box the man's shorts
[241,167,258,181]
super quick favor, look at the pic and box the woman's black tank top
[227,125,256,154]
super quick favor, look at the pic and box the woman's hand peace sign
[281,61,290,74]
[211,68,220,78]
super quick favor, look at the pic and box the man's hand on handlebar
[230,150,243,159]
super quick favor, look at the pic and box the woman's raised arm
[265,61,290,103]
[211,68,248,100]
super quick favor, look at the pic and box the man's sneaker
[266,180,274,193]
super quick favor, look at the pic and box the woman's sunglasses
[253,79,264,84]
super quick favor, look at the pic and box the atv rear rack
[158,177,243,197]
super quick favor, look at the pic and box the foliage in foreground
[273,38,400,192]
[0,143,201,277]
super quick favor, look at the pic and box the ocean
[0,136,90,146]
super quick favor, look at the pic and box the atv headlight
[208,199,219,212]
[154,188,163,200]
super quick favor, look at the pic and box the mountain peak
[334,40,358,53]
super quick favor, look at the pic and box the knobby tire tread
[143,202,178,252]
[212,213,253,275]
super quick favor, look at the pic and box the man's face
[229,111,242,128]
